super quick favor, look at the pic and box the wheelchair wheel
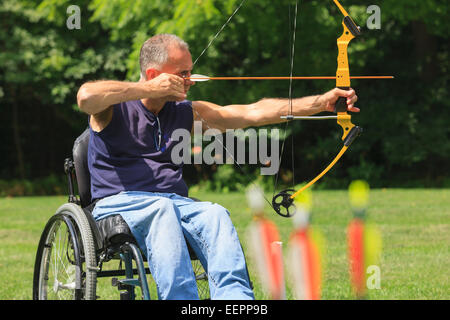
[192,259,210,300]
[33,203,97,300]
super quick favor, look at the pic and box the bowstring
[272,0,299,200]
[289,1,298,189]
[193,0,247,66]
[288,2,298,117]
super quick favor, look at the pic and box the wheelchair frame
[32,131,209,300]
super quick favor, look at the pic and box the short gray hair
[139,34,189,80]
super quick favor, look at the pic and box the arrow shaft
[188,76,393,81]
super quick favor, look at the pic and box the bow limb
[290,145,349,200]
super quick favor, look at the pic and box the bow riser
[336,8,361,141]
[336,31,353,91]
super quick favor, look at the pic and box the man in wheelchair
[72,33,358,300]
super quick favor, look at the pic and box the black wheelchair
[32,129,210,300]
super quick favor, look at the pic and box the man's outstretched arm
[192,88,359,131]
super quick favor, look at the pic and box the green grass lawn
[0,188,449,300]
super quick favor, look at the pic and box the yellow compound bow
[272,0,364,217]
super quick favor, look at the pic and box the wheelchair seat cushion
[96,215,136,247]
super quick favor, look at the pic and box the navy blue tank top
[88,99,193,200]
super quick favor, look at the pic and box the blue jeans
[92,191,254,300]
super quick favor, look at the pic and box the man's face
[159,46,195,94]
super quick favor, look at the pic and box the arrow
[245,186,286,300]
[286,189,324,300]
[347,180,382,299]
[188,74,394,82]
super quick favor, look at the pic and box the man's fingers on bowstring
[184,78,195,87]
[169,84,187,101]
[170,87,187,101]
[157,73,184,87]
[163,74,186,98]
[169,74,185,86]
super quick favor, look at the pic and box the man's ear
[145,68,160,81]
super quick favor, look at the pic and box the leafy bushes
[0,175,66,197]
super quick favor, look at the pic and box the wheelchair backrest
[73,128,91,208]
